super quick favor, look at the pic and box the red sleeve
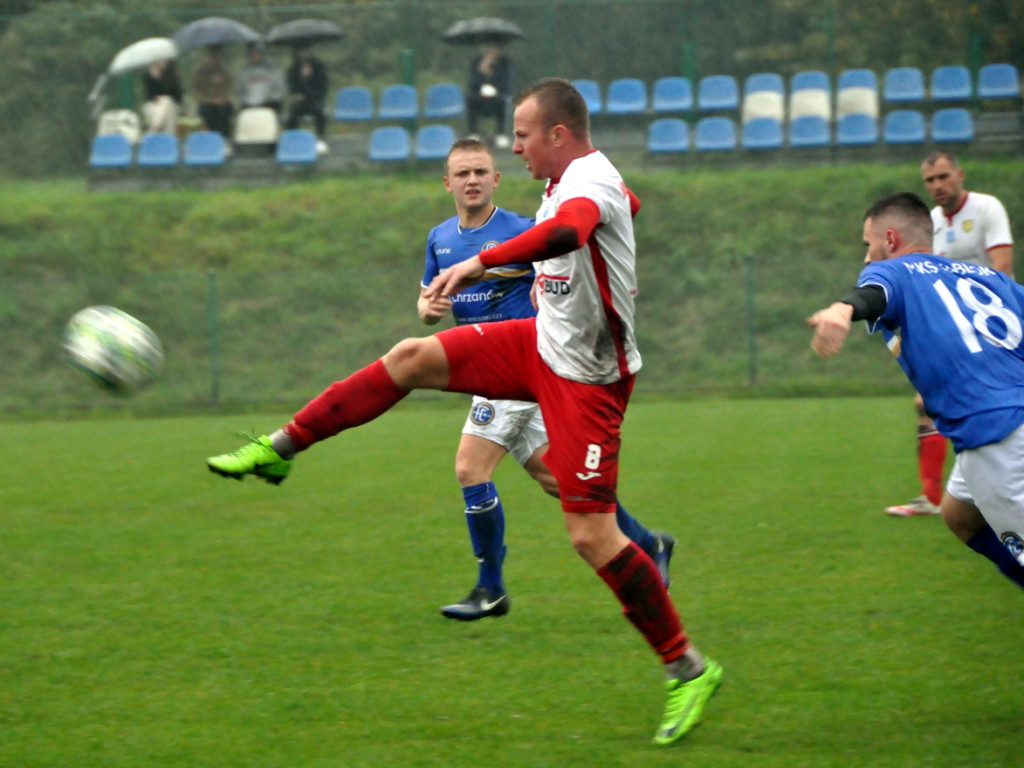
[479,197,602,267]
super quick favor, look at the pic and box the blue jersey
[422,207,535,325]
[859,253,1024,451]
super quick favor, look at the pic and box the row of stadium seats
[571,64,1020,122]
[89,129,323,169]
[335,83,466,122]
[90,124,464,169]
[327,64,1019,127]
[646,108,976,153]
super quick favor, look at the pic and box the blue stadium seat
[694,116,737,151]
[788,115,830,148]
[883,67,925,103]
[883,109,926,144]
[571,79,602,115]
[930,66,972,101]
[978,63,1020,99]
[183,131,227,166]
[789,71,832,121]
[744,72,784,97]
[605,78,647,115]
[89,133,132,168]
[790,70,830,95]
[136,133,179,168]
[837,68,877,91]
[836,68,879,119]
[368,126,411,161]
[931,108,974,143]
[835,113,878,146]
[415,124,457,160]
[276,129,318,164]
[697,75,739,111]
[334,86,373,122]
[378,84,418,120]
[423,83,465,119]
[741,116,783,150]
[651,77,693,113]
[646,118,689,153]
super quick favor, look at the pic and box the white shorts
[461,396,548,467]
[946,421,1024,564]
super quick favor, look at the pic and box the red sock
[918,429,947,506]
[285,359,409,450]
[597,542,689,663]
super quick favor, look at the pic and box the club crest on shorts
[470,401,496,425]
[1000,531,1024,560]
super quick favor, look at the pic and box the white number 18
[932,277,1022,353]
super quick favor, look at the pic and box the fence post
[745,253,758,386]
[208,270,220,404]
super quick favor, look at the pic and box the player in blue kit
[808,192,1024,590]
[420,138,674,620]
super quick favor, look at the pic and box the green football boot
[207,435,292,485]
[654,657,723,746]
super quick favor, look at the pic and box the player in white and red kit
[421,138,675,621]
[885,152,1014,517]
[208,78,721,745]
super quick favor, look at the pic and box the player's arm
[477,197,602,268]
[427,198,602,299]
[988,245,1013,276]
[807,285,887,358]
[417,285,452,325]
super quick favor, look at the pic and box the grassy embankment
[2,158,1022,415]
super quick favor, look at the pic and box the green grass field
[2,398,1019,768]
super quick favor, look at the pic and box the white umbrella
[108,37,179,76]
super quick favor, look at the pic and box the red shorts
[437,318,634,514]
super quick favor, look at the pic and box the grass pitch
[2,398,1019,768]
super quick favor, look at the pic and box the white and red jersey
[931,191,1013,267]
[534,150,641,385]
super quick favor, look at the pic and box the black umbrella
[442,17,524,46]
[173,16,261,53]
[265,18,344,46]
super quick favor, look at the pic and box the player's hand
[419,294,453,324]
[426,255,486,300]
[807,303,854,358]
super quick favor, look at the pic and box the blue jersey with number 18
[859,253,1024,451]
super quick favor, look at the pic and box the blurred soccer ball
[63,305,163,394]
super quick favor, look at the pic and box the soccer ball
[62,305,164,394]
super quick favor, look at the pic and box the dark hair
[864,192,934,242]
[922,150,959,168]
[514,77,589,139]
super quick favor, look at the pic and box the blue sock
[966,524,1024,591]
[616,501,657,552]
[462,482,506,592]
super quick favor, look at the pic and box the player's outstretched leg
[655,656,724,745]
[207,434,292,485]
[206,357,414,484]
[442,481,511,621]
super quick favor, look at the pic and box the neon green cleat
[207,435,292,485]
[654,657,723,746]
